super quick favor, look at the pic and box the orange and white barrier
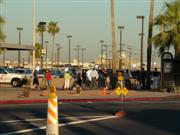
[46,86,59,135]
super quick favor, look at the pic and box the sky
[1,0,168,64]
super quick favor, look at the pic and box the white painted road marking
[0,115,112,124]
[0,115,118,135]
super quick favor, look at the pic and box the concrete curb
[0,97,161,105]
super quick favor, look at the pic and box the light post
[17,27,23,67]
[56,44,62,67]
[100,40,104,67]
[58,47,63,66]
[38,22,46,69]
[22,57,25,68]
[56,43,60,67]
[81,48,86,67]
[67,35,72,64]
[74,45,80,66]
[137,15,145,71]
[45,41,49,69]
[118,26,124,69]
[103,45,108,68]
[128,47,132,69]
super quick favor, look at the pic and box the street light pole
[100,40,104,67]
[74,45,80,66]
[56,43,60,67]
[38,22,46,69]
[45,41,48,69]
[81,48,86,67]
[67,35,72,65]
[104,45,108,68]
[128,47,132,69]
[17,27,23,67]
[58,47,62,66]
[22,57,25,68]
[137,15,145,71]
[118,26,124,69]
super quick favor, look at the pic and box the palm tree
[35,42,42,64]
[146,0,154,89]
[47,21,60,67]
[36,23,46,68]
[0,14,6,66]
[152,0,180,58]
[0,16,6,43]
[152,0,180,90]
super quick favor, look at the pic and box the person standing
[89,68,99,89]
[140,68,146,89]
[33,69,39,89]
[64,68,72,90]
[45,69,52,87]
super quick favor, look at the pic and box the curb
[0,97,161,105]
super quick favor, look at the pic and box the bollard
[23,77,31,97]
[23,88,29,97]
[46,86,59,135]
[76,85,81,94]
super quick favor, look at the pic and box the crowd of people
[32,66,160,91]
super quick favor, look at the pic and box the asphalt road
[0,101,180,135]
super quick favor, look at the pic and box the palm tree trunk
[147,0,154,89]
[111,0,116,74]
[51,35,55,67]
[40,32,43,69]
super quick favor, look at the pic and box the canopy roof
[0,43,35,50]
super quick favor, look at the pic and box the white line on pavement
[0,115,113,123]
[0,115,118,135]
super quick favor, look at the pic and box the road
[0,101,180,135]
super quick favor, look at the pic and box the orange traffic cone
[115,110,126,118]
[102,88,107,96]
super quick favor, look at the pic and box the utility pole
[111,0,116,74]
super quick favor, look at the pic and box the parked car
[13,68,32,78]
[0,67,27,87]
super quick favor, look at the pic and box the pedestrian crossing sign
[115,87,128,96]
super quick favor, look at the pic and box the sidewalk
[0,86,180,104]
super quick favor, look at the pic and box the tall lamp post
[67,35,72,65]
[100,40,104,67]
[81,48,86,67]
[74,45,80,66]
[118,26,124,69]
[103,45,108,68]
[56,44,62,67]
[56,43,60,67]
[128,46,132,69]
[17,27,23,67]
[137,15,145,71]
[45,41,49,68]
[38,22,46,69]
[58,47,63,66]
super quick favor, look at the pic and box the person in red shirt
[45,69,52,87]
